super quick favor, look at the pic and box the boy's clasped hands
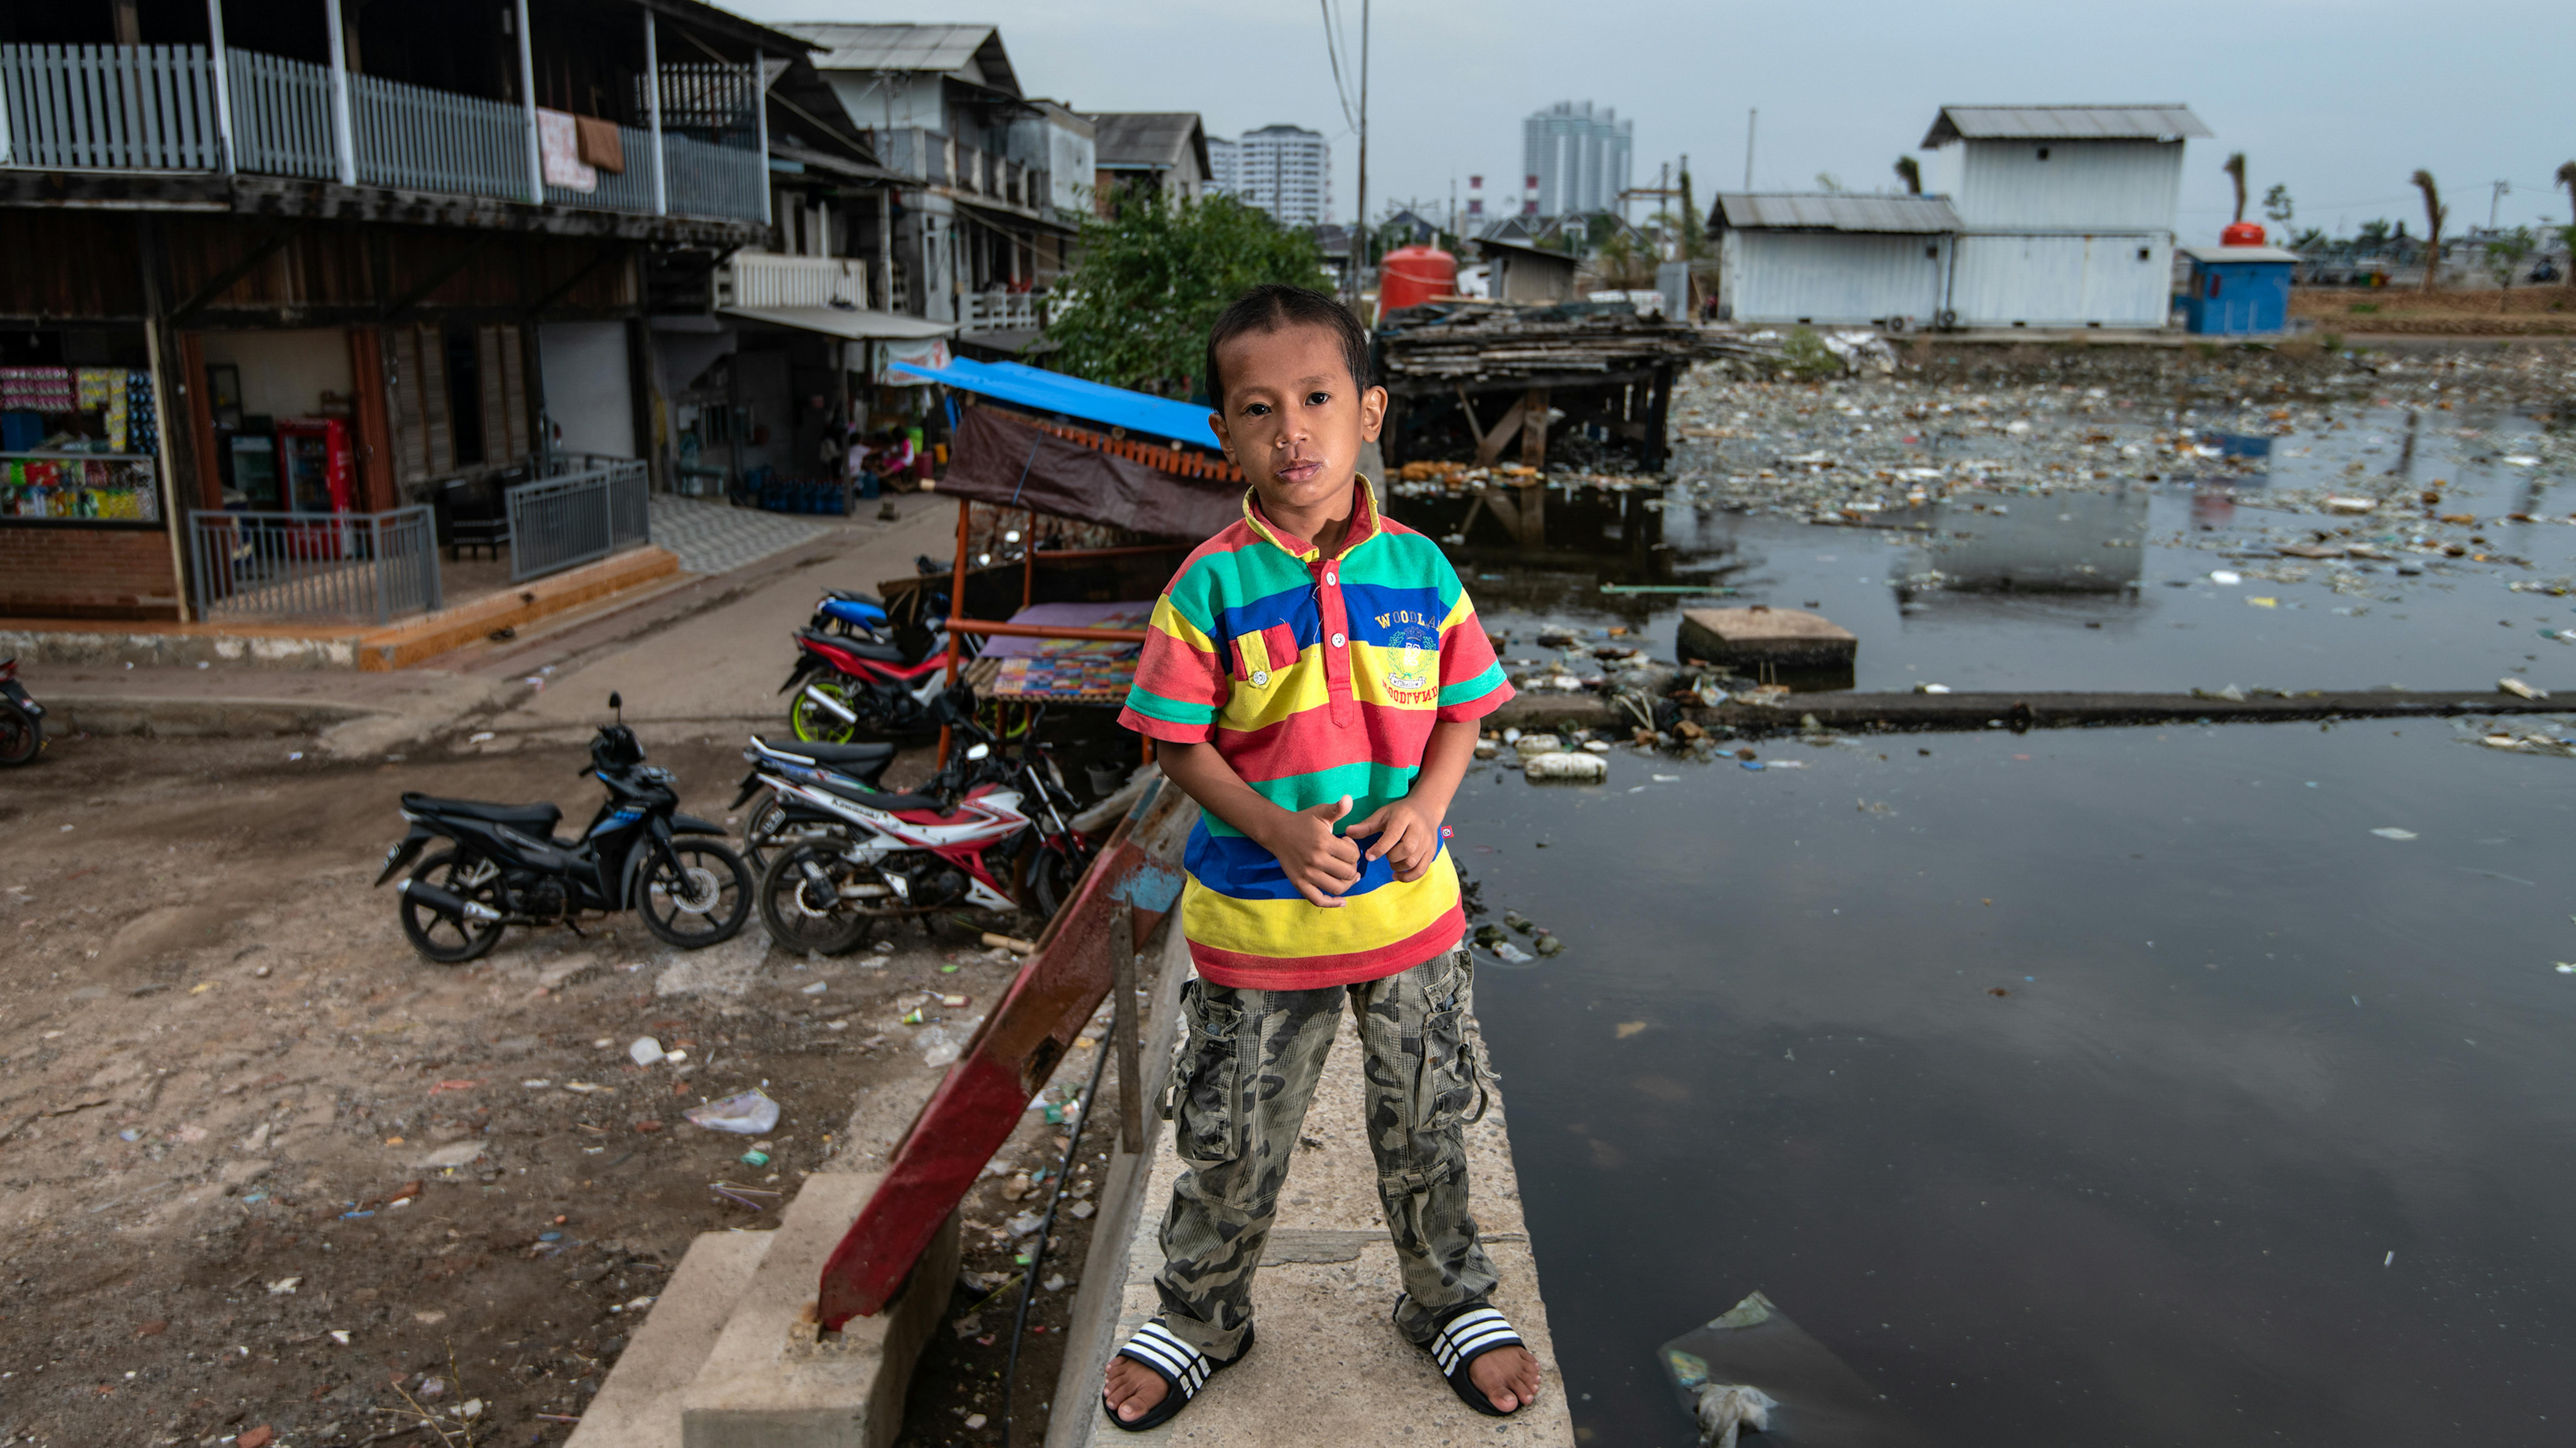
[1253,794,1444,908]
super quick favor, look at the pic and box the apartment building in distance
[1237,124,1330,226]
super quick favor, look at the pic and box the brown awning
[937,404,1239,542]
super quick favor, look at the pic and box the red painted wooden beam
[816,784,1189,1326]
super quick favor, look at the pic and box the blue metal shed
[2178,245,2299,335]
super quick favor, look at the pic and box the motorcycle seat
[812,775,944,813]
[760,738,897,768]
[820,589,884,605]
[401,792,563,832]
[797,628,903,664]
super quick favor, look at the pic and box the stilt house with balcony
[0,0,796,626]
[777,23,1089,357]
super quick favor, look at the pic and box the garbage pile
[1666,345,2576,532]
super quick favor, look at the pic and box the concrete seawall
[1050,925,1575,1447]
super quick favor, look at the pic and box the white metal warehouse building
[1707,103,2212,331]
[1923,103,2210,329]
[1709,194,1962,328]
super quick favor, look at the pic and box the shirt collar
[1240,474,1382,566]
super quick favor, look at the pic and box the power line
[1317,0,1358,131]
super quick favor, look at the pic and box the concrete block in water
[680,1171,960,1448]
[1677,606,1857,670]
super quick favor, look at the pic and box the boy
[1104,284,1544,1429]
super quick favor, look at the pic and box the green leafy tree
[2357,219,2394,248]
[2484,226,2537,310]
[2262,183,2294,227]
[1045,192,1328,396]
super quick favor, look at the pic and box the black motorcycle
[0,657,42,767]
[373,694,752,963]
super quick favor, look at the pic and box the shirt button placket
[1320,559,1354,725]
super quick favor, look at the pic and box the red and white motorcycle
[735,687,1094,953]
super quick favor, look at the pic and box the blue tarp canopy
[892,357,1221,450]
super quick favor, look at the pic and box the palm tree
[2558,161,2576,225]
[1893,157,1921,195]
[2223,153,2248,223]
[2412,170,2447,291]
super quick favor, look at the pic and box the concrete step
[574,1168,959,1448]
[567,1230,775,1448]
[682,1169,961,1448]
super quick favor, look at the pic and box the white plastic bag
[684,1089,780,1135]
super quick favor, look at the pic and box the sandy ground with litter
[0,732,1118,1448]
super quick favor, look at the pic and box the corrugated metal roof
[778,24,1019,95]
[1922,105,2211,147]
[1711,194,1961,234]
[1085,113,1203,170]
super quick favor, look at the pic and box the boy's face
[1208,322,1387,519]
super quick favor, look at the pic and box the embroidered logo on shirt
[1382,619,1439,701]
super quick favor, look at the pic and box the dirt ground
[2293,282,2576,333]
[0,729,1128,1448]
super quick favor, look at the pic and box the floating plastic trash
[1524,752,1608,782]
[1659,1290,1927,1446]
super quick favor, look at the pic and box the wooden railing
[0,43,763,224]
[720,252,869,310]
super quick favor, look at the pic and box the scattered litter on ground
[683,1090,780,1135]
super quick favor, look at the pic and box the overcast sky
[753,0,2576,242]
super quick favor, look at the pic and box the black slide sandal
[1101,1319,1253,1432]
[1419,1300,1529,1417]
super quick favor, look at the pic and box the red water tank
[2220,221,2266,247]
[1379,245,1457,312]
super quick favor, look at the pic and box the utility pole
[1353,0,1370,310]
[1744,108,1756,192]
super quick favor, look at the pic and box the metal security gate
[505,458,649,582]
[187,507,441,624]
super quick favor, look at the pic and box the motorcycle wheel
[1028,840,1096,923]
[0,700,40,767]
[789,681,863,745]
[755,841,890,955]
[399,849,505,964]
[638,840,752,949]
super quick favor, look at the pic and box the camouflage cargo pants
[1153,944,1497,1360]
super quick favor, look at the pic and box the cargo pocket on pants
[1165,979,1244,1162]
[1423,951,1489,1131]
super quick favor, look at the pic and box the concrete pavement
[481,498,954,737]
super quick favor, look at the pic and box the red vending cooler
[274,418,355,559]
[275,418,354,515]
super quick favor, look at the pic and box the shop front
[0,322,183,619]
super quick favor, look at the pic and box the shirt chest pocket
[1228,622,1302,692]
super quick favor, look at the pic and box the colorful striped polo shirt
[1118,476,1513,989]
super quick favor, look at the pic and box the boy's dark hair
[1203,284,1373,408]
